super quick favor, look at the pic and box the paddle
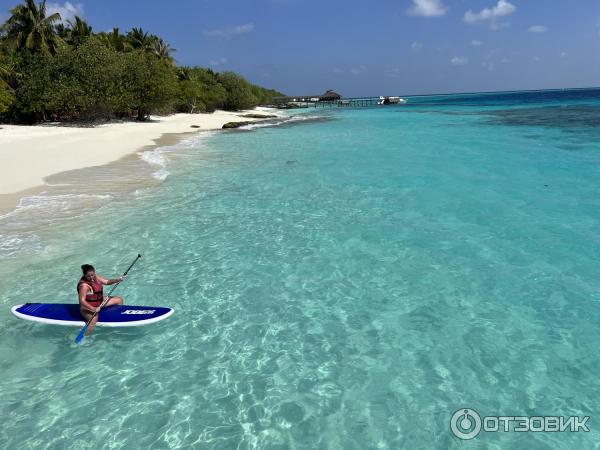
[74,254,142,345]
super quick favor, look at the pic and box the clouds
[407,0,448,17]
[350,65,367,75]
[407,0,549,42]
[405,0,519,32]
[464,0,516,25]
[451,56,468,66]
[528,25,548,33]
[209,57,227,67]
[46,2,84,23]
[384,67,403,78]
[332,66,368,76]
[203,23,254,38]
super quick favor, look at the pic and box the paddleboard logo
[121,309,156,315]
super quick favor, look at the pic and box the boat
[378,96,407,105]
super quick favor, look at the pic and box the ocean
[1,88,600,449]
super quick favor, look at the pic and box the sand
[0,109,279,196]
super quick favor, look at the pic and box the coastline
[0,108,281,203]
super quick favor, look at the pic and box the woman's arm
[96,274,124,285]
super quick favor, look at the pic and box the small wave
[287,114,326,122]
[0,193,115,258]
[239,114,326,130]
[0,233,44,258]
[0,193,113,220]
[152,169,170,181]
[240,122,280,130]
[17,193,111,208]
[139,148,167,167]
[137,131,215,169]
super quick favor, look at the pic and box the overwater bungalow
[319,90,342,102]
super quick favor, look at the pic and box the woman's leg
[80,308,99,336]
[79,298,123,337]
[105,296,123,306]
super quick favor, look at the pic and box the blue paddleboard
[11,303,174,327]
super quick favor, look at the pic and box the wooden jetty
[315,97,380,107]
[272,90,398,109]
[273,97,382,109]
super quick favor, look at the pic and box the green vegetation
[0,0,282,123]
[0,79,13,114]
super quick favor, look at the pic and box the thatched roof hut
[319,90,341,101]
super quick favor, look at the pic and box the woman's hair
[81,264,95,275]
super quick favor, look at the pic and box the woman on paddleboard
[78,264,124,335]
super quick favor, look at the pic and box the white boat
[378,96,407,105]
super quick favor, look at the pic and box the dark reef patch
[408,88,600,108]
[556,144,584,151]
[482,105,600,130]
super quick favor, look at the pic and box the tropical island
[0,0,290,199]
[0,0,283,123]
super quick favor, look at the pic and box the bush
[0,82,13,114]
[0,54,16,115]
[15,39,125,120]
[1,11,283,122]
[217,71,258,110]
[120,49,178,119]
[14,38,179,121]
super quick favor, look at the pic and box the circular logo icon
[450,408,482,440]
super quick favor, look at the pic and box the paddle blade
[74,324,88,345]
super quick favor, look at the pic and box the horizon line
[343,85,600,100]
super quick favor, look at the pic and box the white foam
[0,193,113,220]
[0,193,118,258]
[239,114,324,130]
[240,122,278,130]
[137,132,215,170]
[152,169,170,181]
[0,234,43,258]
[287,114,325,122]
[139,149,167,167]
[17,193,111,208]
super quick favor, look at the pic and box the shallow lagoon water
[1,90,600,449]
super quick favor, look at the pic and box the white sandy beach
[0,109,278,195]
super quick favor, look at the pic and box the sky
[1,0,599,96]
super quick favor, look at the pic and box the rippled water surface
[1,90,600,449]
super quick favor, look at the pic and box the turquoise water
[1,89,600,449]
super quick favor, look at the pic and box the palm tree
[151,37,175,64]
[4,0,62,54]
[176,67,191,81]
[126,27,153,51]
[97,28,131,52]
[66,16,92,46]
[54,22,69,40]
